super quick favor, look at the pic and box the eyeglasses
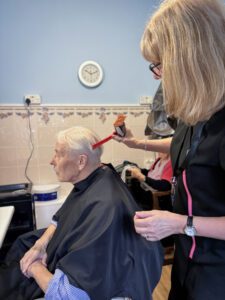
[149,63,161,76]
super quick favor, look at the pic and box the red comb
[92,114,126,150]
[92,132,116,150]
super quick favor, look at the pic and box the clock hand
[90,70,98,75]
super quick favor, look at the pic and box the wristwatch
[184,216,197,237]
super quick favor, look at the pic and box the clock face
[78,61,103,88]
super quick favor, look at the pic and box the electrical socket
[139,95,153,105]
[24,94,41,105]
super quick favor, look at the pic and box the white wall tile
[0,105,151,185]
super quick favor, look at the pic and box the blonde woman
[114,0,225,299]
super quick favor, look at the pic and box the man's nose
[50,158,55,165]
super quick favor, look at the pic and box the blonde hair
[57,126,103,163]
[141,0,225,125]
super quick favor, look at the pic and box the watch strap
[187,215,193,227]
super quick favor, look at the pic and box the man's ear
[78,154,88,171]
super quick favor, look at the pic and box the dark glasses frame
[149,63,161,76]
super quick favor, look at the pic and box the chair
[151,190,171,210]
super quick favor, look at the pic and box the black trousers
[169,256,225,300]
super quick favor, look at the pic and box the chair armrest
[151,190,171,210]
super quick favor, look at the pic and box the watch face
[184,225,197,237]
[78,61,103,88]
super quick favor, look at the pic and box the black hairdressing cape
[0,165,163,300]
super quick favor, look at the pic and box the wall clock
[78,60,103,88]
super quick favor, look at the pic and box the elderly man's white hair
[57,126,103,162]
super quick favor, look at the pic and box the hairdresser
[113,1,225,299]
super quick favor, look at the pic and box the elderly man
[0,126,163,300]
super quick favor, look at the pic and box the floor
[153,265,172,300]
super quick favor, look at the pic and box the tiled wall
[0,105,155,192]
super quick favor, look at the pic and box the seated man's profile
[0,126,163,300]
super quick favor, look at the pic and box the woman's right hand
[128,167,145,182]
[112,128,138,148]
[134,210,186,241]
[20,240,47,277]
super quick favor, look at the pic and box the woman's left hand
[134,210,186,241]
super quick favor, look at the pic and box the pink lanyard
[182,170,196,259]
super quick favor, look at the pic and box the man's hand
[26,259,45,278]
[20,242,47,277]
[26,260,53,293]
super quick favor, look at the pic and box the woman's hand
[134,210,186,241]
[112,128,139,148]
[128,167,145,182]
[20,241,47,277]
